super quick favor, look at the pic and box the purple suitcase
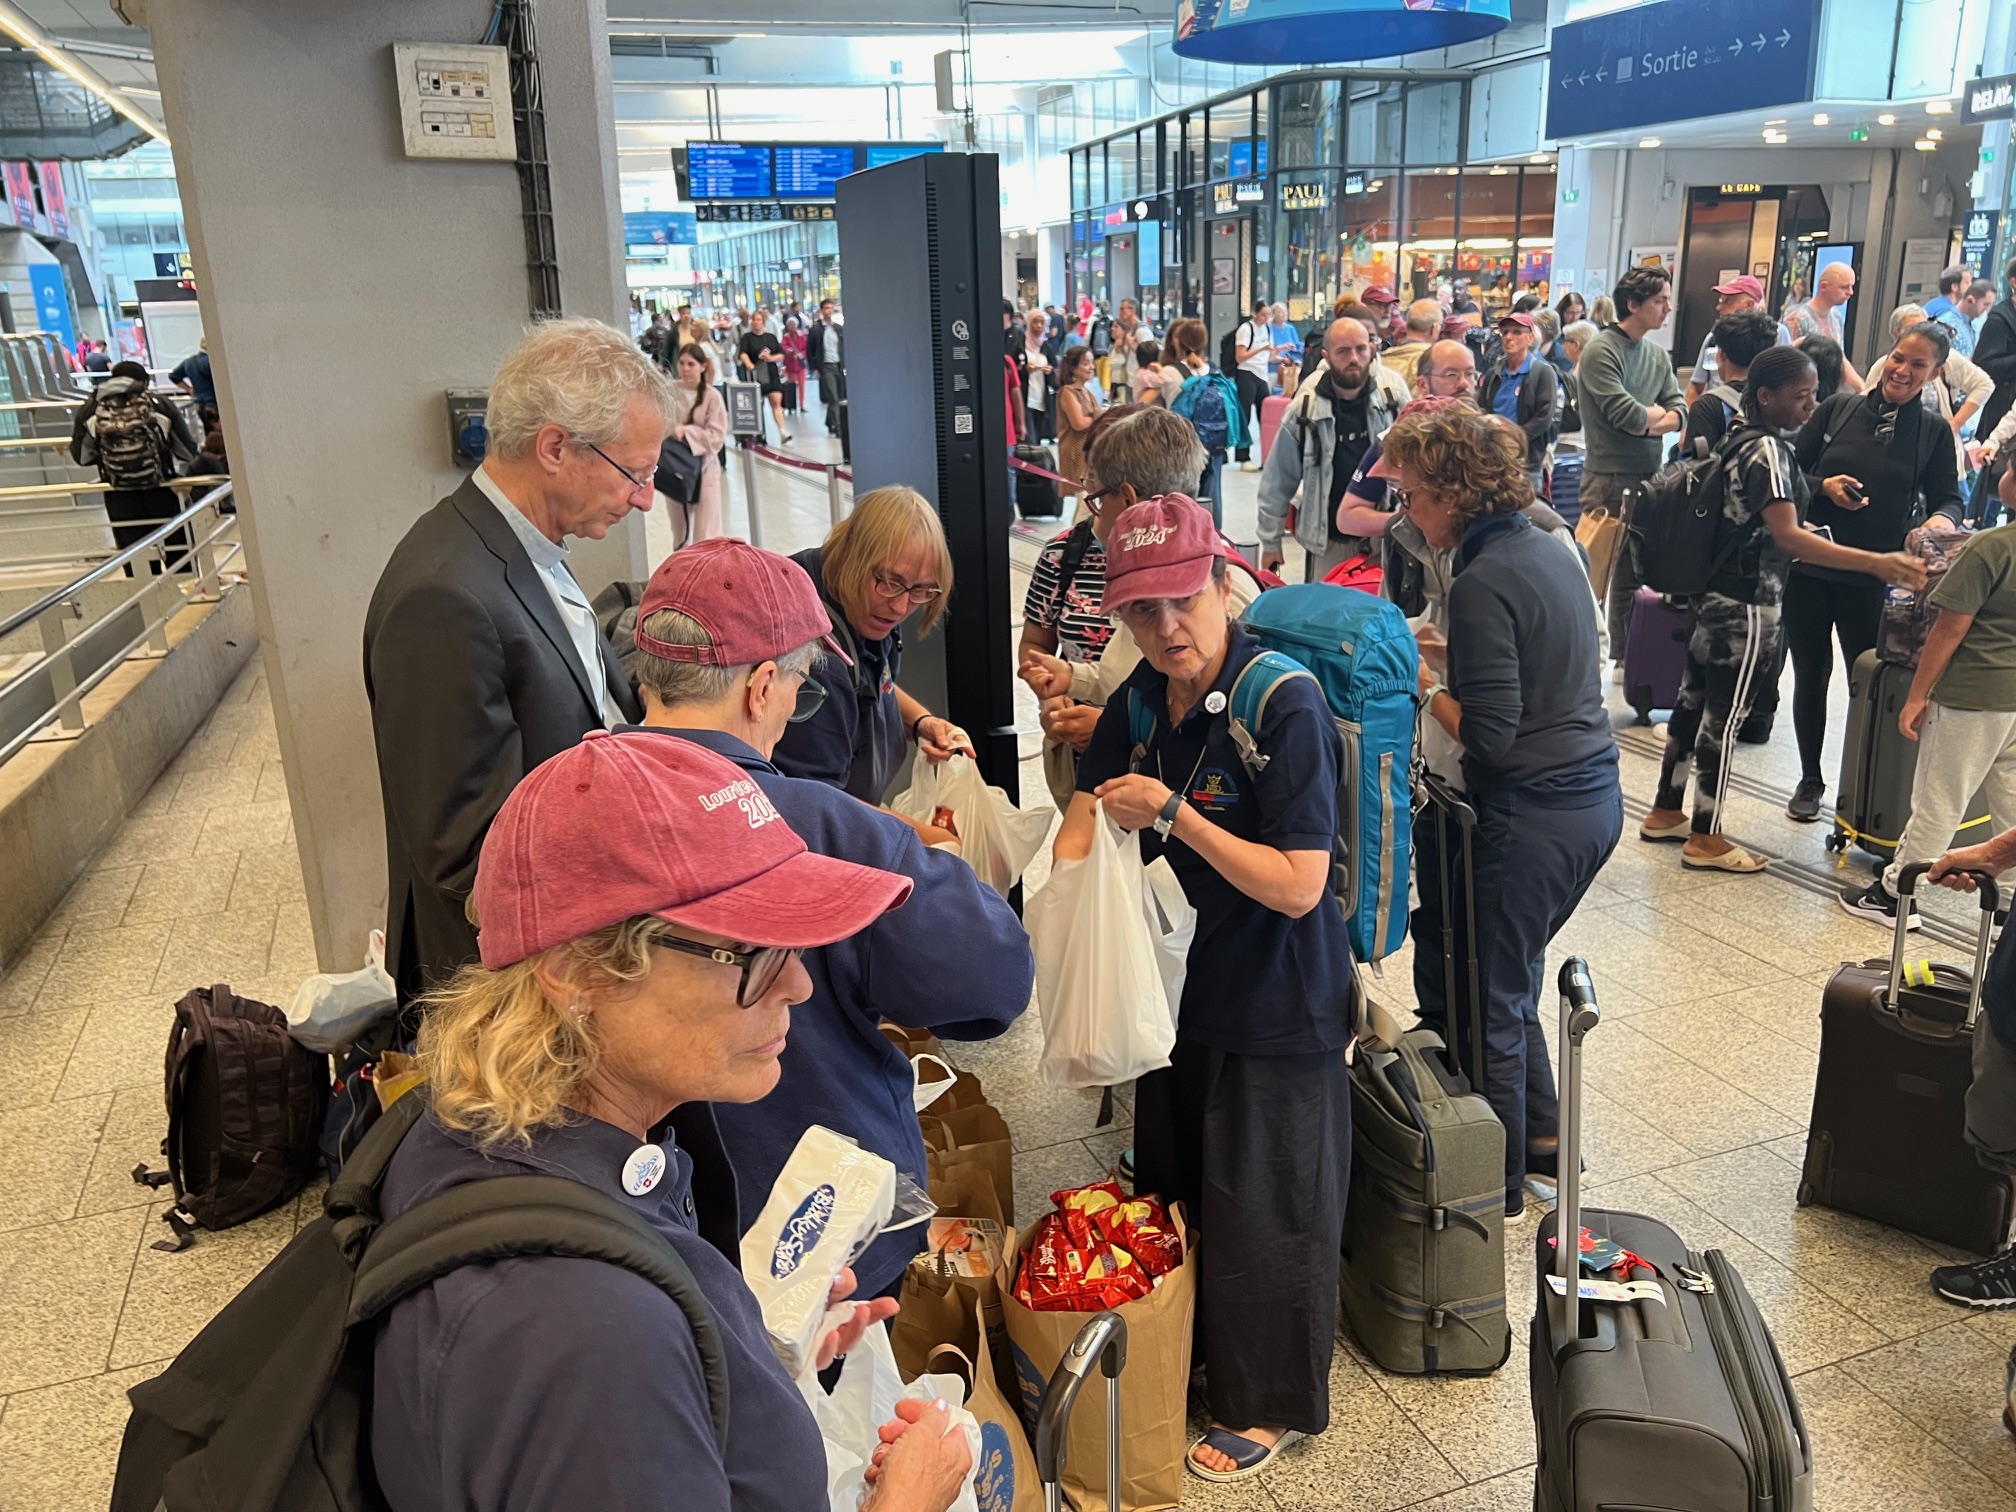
[1624,588,1690,724]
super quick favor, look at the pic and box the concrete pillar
[148,0,641,969]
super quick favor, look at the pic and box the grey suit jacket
[362,477,640,1002]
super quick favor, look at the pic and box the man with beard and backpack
[72,360,200,576]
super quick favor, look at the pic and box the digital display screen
[775,145,860,198]
[686,142,771,200]
[864,142,943,169]
[1137,217,1161,272]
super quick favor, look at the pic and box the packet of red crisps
[932,805,959,838]
[1052,1180,1126,1248]
[1081,1243,1153,1307]
[1022,1214,1070,1279]
[1093,1198,1184,1276]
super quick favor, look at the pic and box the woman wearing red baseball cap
[1053,493,1355,1483]
[369,731,972,1512]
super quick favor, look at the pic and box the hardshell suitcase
[1341,774,1509,1375]
[1829,647,1993,861]
[1623,587,1689,724]
[1548,450,1584,529]
[1014,443,1063,519]
[1258,393,1290,463]
[1800,863,2014,1254]
[1532,959,1813,1512]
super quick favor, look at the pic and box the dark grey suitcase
[1531,959,1814,1512]
[1828,648,1992,863]
[1032,1311,1123,1512]
[1341,774,1510,1376]
[1800,864,2012,1254]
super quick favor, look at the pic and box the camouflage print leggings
[1654,594,1781,836]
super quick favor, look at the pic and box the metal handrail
[0,482,234,642]
[0,484,240,767]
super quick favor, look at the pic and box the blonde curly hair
[416,916,671,1149]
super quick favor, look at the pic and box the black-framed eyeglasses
[1085,483,1127,510]
[584,440,657,495]
[870,567,944,605]
[653,932,800,1007]
[787,672,828,723]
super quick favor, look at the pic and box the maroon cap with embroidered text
[1100,494,1224,612]
[634,537,849,667]
[473,731,911,967]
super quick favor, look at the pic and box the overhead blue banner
[1173,0,1507,64]
[1546,0,1821,140]
[623,210,697,247]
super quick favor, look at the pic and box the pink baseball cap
[1361,285,1398,306]
[1100,494,1223,612]
[1714,275,1766,300]
[635,537,849,667]
[1498,311,1536,330]
[473,731,912,967]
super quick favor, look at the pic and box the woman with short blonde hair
[773,485,972,819]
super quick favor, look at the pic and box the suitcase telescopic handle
[1555,958,1601,1353]
[1035,1311,1128,1512]
[1891,865,2001,1026]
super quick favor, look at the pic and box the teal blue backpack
[1129,583,1418,963]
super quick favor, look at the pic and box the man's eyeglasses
[870,567,944,605]
[652,932,800,1007]
[1429,369,1477,389]
[584,440,657,495]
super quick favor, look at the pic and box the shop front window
[1515,169,1557,306]
[1399,168,1461,304]
[1337,173,1399,308]
[1455,170,1520,320]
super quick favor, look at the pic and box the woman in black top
[1783,322,1966,819]
[1644,347,1926,867]
[737,309,790,443]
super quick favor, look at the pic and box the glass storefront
[1067,69,1557,328]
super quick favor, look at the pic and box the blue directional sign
[1546,0,1820,141]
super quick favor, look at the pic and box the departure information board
[686,142,771,200]
[683,141,944,200]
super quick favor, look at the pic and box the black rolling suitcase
[1340,772,1510,1375]
[1532,959,1813,1512]
[1014,442,1063,519]
[1828,648,1992,862]
[1800,863,2013,1254]
[1032,1311,1124,1512]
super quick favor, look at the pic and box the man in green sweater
[1579,265,1686,661]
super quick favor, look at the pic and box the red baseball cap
[1713,275,1766,301]
[1100,494,1223,612]
[1498,311,1536,330]
[473,731,912,967]
[1361,285,1398,306]
[635,537,849,667]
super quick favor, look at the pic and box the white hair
[1561,320,1599,350]
[630,608,823,705]
[485,317,676,462]
[1888,303,1927,338]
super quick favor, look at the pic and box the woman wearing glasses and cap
[373,731,974,1512]
[775,486,974,831]
[1053,494,1355,1484]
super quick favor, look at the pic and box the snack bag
[743,1126,898,1379]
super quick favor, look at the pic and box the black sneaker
[1932,1245,2016,1309]
[1787,779,1826,822]
[1736,713,1774,745]
[1839,880,1920,930]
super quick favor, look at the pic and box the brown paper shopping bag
[997,1205,1197,1512]
[930,1330,1043,1512]
[880,1020,945,1061]
[892,1161,1008,1381]
[922,1102,1016,1225]
[1575,507,1623,601]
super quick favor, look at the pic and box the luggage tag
[1547,1274,1667,1306]
[1546,1226,1643,1276]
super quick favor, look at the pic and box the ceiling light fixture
[1764,118,1787,126]
[1928,127,1944,140]
[1639,137,1660,148]
[1927,99,1954,114]
[1529,154,1549,163]
[1812,113,1830,125]
[0,0,165,145]
[1489,165,1510,175]
[1878,113,1897,125]
[1915,138,1938,151]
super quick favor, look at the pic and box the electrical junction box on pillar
[392,43,516,161]
[446,390,489,466]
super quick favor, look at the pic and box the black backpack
[135,986,330,1251]
[112,1090,728,1512]
[1219,324,1240,376]
[1627,424,1762,596]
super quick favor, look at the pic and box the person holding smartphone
[1780,321,1967,822]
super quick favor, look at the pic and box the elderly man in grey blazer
[364,318,675,1003]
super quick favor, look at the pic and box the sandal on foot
[1681,844,1768,873]
[1638,815,1690,843]
[1186,1427,1305,1483]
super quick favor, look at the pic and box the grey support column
[148,0,642,969]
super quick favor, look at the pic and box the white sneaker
[1240,460,1260,472]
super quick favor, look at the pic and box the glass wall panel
[1346,80,1403,166]
[1113,133,1139,202]
[1071,151,1087,211]
[1514,169,1557,304]
[1090,145,1106,207]
[1207,101,1244,181]
[1337,174,1399,306]
[1399,168,1461,301]
[1273,79,1340,170]
[1403,81,1462,165]
[1455,170,1520,318]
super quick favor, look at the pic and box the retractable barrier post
[737,444,765,548]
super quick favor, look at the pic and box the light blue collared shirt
[471,466,610,726]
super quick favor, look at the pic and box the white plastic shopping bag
[890,754,1052,899]
[1143,855,1196,1012]
[797,1323,982,1512]
[284,929,398,1054]
[1026,804,1186,1090]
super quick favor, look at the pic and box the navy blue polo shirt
[372,1106,825,1512]
[1075,623,1354,1055]
[622,725,1033,1295]
[772,546,907,804]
